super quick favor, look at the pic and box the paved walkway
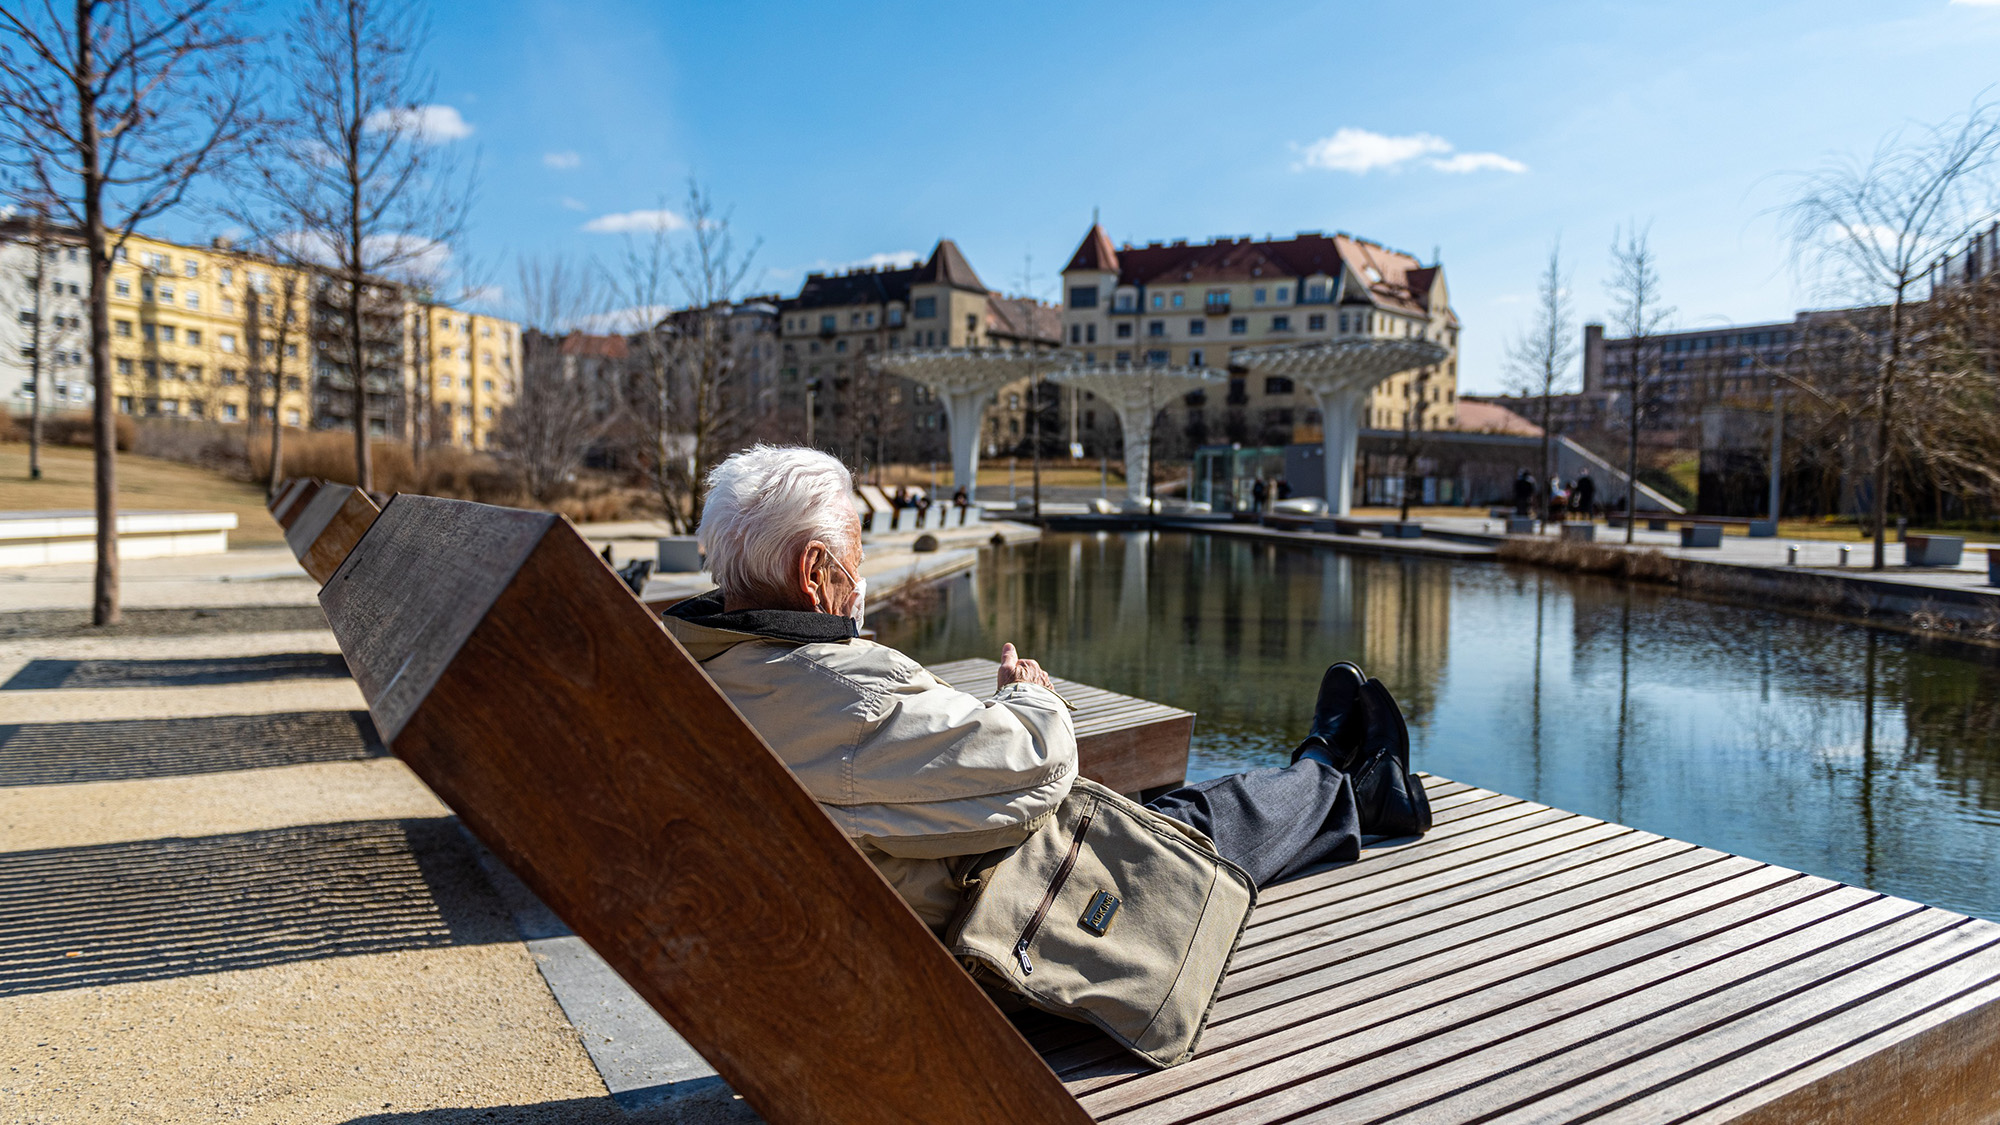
[0,547,751,1123]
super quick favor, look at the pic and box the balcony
[1205,296,1231,316]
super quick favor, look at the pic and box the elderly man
[663,445,1427,932]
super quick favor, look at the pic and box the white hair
[699,445,858,606]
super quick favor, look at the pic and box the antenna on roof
[1432,244,1440,265]
[1092,205,1099,226]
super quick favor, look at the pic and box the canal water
[872,530,2000,923]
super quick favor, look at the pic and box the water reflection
[873,531,2000,922]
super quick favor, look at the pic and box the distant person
[952,486,970,525]
[1278,479,1294,501]
[1574,469,1597,519]
[1251,478,1270,512]
[1513,470,1536,517]
[914,489,933,528]
[1547,477,1567,523]
[891,485,909,530]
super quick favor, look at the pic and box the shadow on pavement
[0,816,514,997]
[0,710,385,786]
[2,651,353,689]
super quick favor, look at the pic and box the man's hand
[997,642,1054,691]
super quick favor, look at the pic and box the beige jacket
[661,595,1078,930]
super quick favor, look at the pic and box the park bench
[318,495,2000,1124]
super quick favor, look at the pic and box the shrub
[43,414,136,450]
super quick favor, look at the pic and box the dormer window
[1276,287,1289,303]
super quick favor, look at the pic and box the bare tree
[0,0,256,624]
[1505,238,1578,506]
[1785,101,2000,568]
[498,255,605,502]
[233,0,474,492]
[610,181,761,532]
[1605,223,1675,543]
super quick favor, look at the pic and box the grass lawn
[0,441,285,547]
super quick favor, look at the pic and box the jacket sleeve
[823,658,1078,860]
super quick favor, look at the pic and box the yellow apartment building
[104,233,315,427]
[404,301,519,451]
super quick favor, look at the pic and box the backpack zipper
[1012,799,1096,976]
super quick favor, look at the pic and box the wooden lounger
[271,478,323,530]
[282,484,382,585]
[320,496,2000,1125]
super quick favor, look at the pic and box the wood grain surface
[926,657,1192,796]
[1040,775,2000,1124]
[319,497,1089,1125]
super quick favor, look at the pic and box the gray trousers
[1145,759,1361,888]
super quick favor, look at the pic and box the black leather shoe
[1292,662,1367,766]
[1350,679,1433,837]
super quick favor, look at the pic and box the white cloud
[829,250,921,272]
[543,150,581,169]
[462,284,504,306]
[364,104,474,143]
[1429,151,1530,174]
[582,209,687,234]
[1293,128,1450,173]
[559,196,588,212]
[271,230,453,279]
[1292,127,1526,175]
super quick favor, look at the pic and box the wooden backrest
[319,496,1089,1125]
[267,477,303,514]
[273,479,323,530]
[284,484,383,585]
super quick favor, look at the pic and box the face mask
[830,557,866,629]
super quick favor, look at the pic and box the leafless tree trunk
[1505,238,1579,511]
[229,0,474,493]
[11,201,81,481]
[0,0,256,624]
[609,181,761,533]
[1785,100,2000,568]
[499,256,605,502]
[1606,223,1675,544]
[268,272,299,497]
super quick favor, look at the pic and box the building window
[1229,317,1247,335]
[116,319,132,337]
[887,307,905,326]
[1069,285,1098,309]
[141,360,157,378]
[117,395,132,412]
[160,325,176,343]
[1254,288,1266,304]
[1149,293,1162,309]
[1069,324,1082,344]
[185,329,201,346]
[224,403,238,420]
[141,324,156,342]
[1205,290,1230,315]
[220,267,233,285]
[913,297,936,319]
[1307,282,1328,301]
[116,359,133,376]
[1114,291,1136,312]
[1272,315,1291,331]
[819,314,836,333]
[144,252,168,270]
[1309,314,1326,331]
[1148,320,1165,337]
[115,279,130,297]
[1146,349,1168,365]
[1115,322,1132,338]
[185,365,202,382]
[184,260,198,278]
[1187,319,1205,336]
[1008,393,1020,408]
[286,344,298,358]
[1276,286,1289,302]
[1114,351,1131,364]
[835,340,847,353]
[220,332,237,353]
[286,409,300,426]
[1171,292,1184,308]
[1085,324,1096,343]
[1265,376,1295,395]
[1189,349,1204,367]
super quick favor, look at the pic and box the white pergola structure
[1233,339,1448,516]
[1047,364,1223,507]
[872,350,1049,491]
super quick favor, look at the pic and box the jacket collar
[661,590,856,658]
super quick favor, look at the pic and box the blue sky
[213,0,2000,392]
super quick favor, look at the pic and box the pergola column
[1047,365,1223,507]
[1236,339,1448,516]
[872,350,1048,495]
[940,388,990,490]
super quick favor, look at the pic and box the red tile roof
[1061,224,1453,321]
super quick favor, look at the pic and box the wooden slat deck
[1025,774,2000,1124]
[924,657,1193,798]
